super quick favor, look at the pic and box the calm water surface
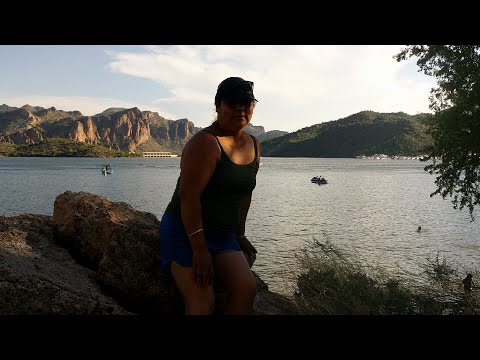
[1,156,479,295]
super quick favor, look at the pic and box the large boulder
[0,191,299,315]
[53,191,177,314]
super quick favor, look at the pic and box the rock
[0,191,300,315]
[0,214,130,315]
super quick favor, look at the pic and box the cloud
[102,45,436,132]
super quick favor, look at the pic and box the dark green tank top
[165,130,258,233]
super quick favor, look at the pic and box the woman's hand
[237,236,257,268]
[192,248,214,287]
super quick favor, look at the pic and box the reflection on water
[1,156,479,296]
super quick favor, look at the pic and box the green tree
[395,45,480,221]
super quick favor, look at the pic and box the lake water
[1,156,479,296]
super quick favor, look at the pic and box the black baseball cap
[215,77,258,105]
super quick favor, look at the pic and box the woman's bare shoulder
[182,129,219,155]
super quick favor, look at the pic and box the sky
[0,45,437,133]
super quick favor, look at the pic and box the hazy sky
[0,45,436,133]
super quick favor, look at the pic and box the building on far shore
[354,154,428,160]
[142,151,178,158]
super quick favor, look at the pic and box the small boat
[311,176,327,184]
[102,164,113,175]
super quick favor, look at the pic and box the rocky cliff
[0,105,197,154]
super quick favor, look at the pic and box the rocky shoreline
[0,191,299,315]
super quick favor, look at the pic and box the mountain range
[0,104,432,157]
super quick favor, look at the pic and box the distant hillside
[261,111,433,157]
[0,104,20,113]
[257,129,289,142]
[95,108,128,117]
[244,123,289,142]
[0,138,130,157]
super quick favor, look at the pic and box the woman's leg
[170,261,215,315]
[213,251,257,314]
[159,212,215,315]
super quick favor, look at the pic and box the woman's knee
[233,273,257,300]
[184,290,215,315]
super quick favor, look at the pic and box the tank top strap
[248,133,258,160]
[201,129,258,164]
[201,129,224,154]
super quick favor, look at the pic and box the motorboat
[311,176,327,184]
[102,164,113,175]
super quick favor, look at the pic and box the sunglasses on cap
[244,81,254,90]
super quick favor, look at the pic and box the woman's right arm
[179,132,220,287]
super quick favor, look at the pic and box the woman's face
[216,99,255,132]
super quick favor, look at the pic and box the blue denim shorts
[159,211,241,274]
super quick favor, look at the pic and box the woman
[159,77,261,315]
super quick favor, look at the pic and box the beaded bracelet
[188,228,204,237]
